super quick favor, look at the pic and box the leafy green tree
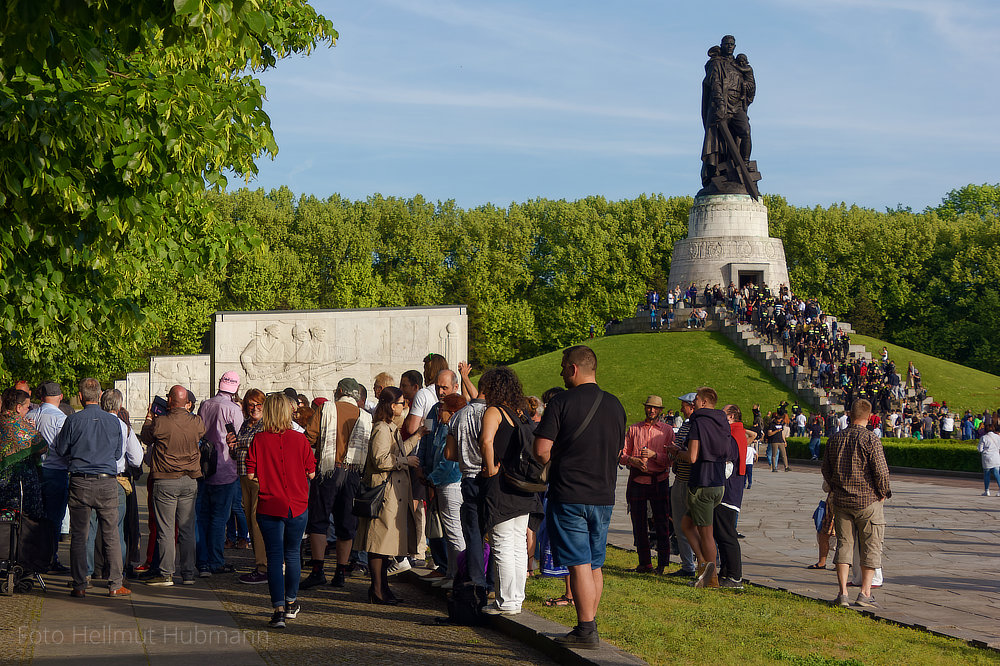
[0,1,335,384]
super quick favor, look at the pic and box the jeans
[152,476,198,578]
[39,466,69,565]
[226,489,249,542]
[745,464,753,489]
[669,479,695,572]
[809,437,822,459]
[257,510,308,608]
[435,483,465,579]
[87,482,126,577]
[459,477,489,588]
[489,513,529,612]
[197,479,239,571]
[984,467,1000,493]
[68,476,122,591]
[767,441,788,469]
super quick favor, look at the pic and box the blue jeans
[197,480,239,571]
[809,437,822,459]
[257,510,308,608]
[984,467,1000,493]
[87,483,126,576]
[39,467,69,565]
[226,490,249,542]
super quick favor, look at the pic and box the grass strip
[525,547,995,666]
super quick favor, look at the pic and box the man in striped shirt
[665,392,698,577]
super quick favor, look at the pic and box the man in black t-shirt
[534,345,626,650]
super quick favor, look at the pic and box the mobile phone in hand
[225,423,236,436]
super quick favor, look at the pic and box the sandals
[543,595,575,607]
[807,563,826,570]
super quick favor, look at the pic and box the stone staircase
[720,318,934,414]
[605,304,933,414]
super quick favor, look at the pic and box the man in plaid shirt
[822,398,891,609]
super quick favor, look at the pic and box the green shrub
[786,436,981,473]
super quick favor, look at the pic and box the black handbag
[351,480,387,519]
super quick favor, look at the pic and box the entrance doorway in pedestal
[738,270,763,289]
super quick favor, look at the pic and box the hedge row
[784,436,982,473]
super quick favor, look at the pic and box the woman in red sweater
[246,394,316,629]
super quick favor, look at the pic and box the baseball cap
[219,371,240,392]
[337,378,362,400]
[39,381,63,397]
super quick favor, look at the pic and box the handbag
[426,495,444,539]
[352,480,387,519]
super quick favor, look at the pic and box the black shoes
[666,568,696,578]
[299,570,326,589]
[284,601,301,618]
[554,626,599,649]
[330,567,346,587]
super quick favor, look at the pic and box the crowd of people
[0,347,628,647]
[1,336,994,636]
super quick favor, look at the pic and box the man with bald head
[141,384,206,585]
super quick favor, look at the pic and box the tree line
[4,183,998,387]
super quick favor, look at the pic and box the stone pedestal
[667,194,789,292]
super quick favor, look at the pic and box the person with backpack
[478,367,543,616]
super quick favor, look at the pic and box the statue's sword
[717,121,760,201]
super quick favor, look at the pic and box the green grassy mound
[508,331,801,424]
[851,334,1000,412]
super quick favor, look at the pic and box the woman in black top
[479,367,542,615]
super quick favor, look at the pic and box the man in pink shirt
[620,395,675,574]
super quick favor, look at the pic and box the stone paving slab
[608,463,1000,650]
[21,481,553,665]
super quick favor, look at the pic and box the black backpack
[447,580,488,626]
[499,406,549,493]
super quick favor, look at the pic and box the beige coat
[354,421,420,557]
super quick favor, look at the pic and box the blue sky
[242,0,1000,211]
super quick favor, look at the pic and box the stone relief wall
[124,371,149,431]
[212,306,468,398]
[148,355,211,407]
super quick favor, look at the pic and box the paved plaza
[609,463,1000,650]
[3,462,997,663]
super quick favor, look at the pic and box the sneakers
[386,559,411,576]
[693,562,718,588]
[108,586,132,597]
[268,610,286,629]
[210,564,235,575]
[299,570,326,589]
[719,577,744,589]
[182,577,195,585]
[853,593,879,609]
[145,575,174,586]
[630,564,655,573]
[239,570,269,585]
[198,569,212,578]
[832,593,851,607]
[983,491,992,497]
[554,626,600,649]
[666,568,696,578]
[481,605,521,616]
[284,601,301,619]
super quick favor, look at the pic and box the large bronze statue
[699,35,761,200]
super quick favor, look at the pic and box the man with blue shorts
[534,345,626,649]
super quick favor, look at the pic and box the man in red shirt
[620,395,675,574]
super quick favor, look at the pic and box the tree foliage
[0,1,335,385]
